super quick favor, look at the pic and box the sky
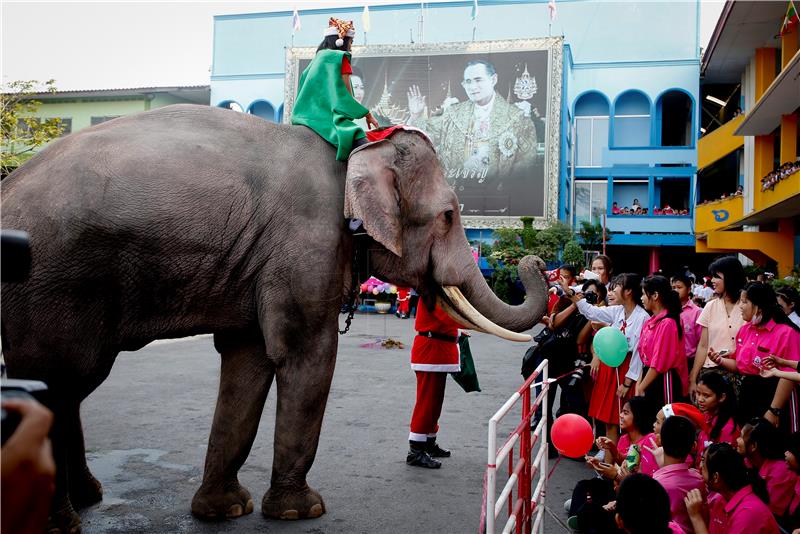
[1,0,726,91]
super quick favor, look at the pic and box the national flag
[362,5,371,32]
[548,0,557,22]
[780,0,798,36]
[471,0,478,21]
[292,7,301,34]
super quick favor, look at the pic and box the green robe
[291,50,369,161]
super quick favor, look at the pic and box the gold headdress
[324,17,356,47]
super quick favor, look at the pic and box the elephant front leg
[192,332,274,520]
[261,326,338,520]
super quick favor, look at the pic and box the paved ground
[79,313,587,533]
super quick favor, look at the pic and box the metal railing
[482,359,549,534]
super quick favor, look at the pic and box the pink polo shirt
[707,487,779,534]
[733,319,800,375]
[638,311,688,394]
[618,432,659,476]
[789,477,800,515]
[697,414,739,466]
[759,458,797,516]
[653,463,705,533]
[680,300,702,359]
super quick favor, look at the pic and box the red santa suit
[396,287,411,317]
[408,303,463,443]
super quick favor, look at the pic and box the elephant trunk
[437,255,548,342]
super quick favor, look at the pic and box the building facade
[211,0,701,273]
[697,0,799,277]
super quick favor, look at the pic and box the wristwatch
[623,381,633,389]
[768,406,782,416]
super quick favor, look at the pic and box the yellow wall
[781,113,798,164]
[782,26,799,69]
[695,196,743,234]
[697,115,745,170]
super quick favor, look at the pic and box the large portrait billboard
[285,38,562,226]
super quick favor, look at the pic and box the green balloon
[592,327,628,367]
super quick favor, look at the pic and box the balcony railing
[695,195,744,234]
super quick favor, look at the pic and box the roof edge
[701,0,736,76]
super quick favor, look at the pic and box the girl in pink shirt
[783,432,800,530]
[637,276,688,407]
[709,282,800,429]
[594,397,659,478]
[738,419,797,518]
[695,372,740,463]
[685,443,778,534]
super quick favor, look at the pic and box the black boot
[406,441,441,469]
[426,437,451,458]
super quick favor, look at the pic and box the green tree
[562,240,585,269]
[578,220,611,249]
[2,80,63,177]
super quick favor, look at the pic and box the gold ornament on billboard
[373,73,408,125]
[513,64,537,100]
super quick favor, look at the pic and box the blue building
[211,0,702,273]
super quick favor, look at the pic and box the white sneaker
[564,498,571,513]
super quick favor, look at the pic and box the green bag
[451,335,481,393]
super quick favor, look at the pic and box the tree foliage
[562,240,585,269]
[578,220,611,249]
[1,80,63,177]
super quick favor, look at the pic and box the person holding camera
[1,397,56,534]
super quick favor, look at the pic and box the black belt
[417,331,459,343]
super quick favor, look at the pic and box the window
[612,180,648,214]
[574,180,607,226]
[656,91,692,147]
[248,101,276,122]
[574,92,610,167]
[217,101,243,113]
[91,116,120,126]
[16,117,41,136]
[57,118,72,136]
[613,91,650,147]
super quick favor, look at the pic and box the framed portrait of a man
[284,38,563,227]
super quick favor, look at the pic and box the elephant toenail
[245,499,254,514]
[227,504,243,517]
[281,509,299,520]
[309,503,324,517]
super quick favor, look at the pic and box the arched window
[276,104,284,123]
[217,100,244,113]
[613,91,651,147]
[574,92,610,168]
[656,90,693,147]
[248,100,276,122]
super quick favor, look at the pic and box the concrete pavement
[79,312,586,533]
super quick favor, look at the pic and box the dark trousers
[568,478,620,534]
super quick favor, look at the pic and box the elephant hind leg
[191,330,273,521]
[66,409,103,509]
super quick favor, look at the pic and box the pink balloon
[550,414,593,458]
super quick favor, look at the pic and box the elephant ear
[344,139,403,257]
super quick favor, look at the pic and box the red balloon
[550,414,594,458]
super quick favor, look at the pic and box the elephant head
[344,129,548,340]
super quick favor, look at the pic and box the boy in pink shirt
[653,416,705,533]
[671,274,702,369]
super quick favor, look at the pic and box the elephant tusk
[436,295,488,334]
[441,286,532,343]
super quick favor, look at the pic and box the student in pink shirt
[695,372,740,462]
[738,419,797,518]
[685,443,778,534]
[653,416,705,533]
[708,282,800,429]
[672,274,703,370]
[593,397,659,478]
[637,276,688,406]
[783,432,800,530]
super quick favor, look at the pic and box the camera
[584,292,598,305]
[1,379,49,446]
[566,360,586,388]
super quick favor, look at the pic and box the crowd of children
[537,254,800,533]
[762,161,800,192]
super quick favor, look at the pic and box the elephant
[0,104,549,531]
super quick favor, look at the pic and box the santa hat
[661,403,707,433]
[324,17,355,47]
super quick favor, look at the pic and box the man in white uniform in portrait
[406,59,538,215]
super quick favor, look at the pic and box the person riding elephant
[291,17,379,161]
[1,104,548,532]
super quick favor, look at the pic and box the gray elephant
[0,104,548,532]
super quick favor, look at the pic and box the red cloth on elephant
[365,125,406,142]
[411,304,462,372]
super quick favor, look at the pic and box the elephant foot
[69,466,103,509]
[47,501,82,534]
[261,485,326,520]
[191,481,254,520]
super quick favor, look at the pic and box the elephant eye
[444,210,454,224]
